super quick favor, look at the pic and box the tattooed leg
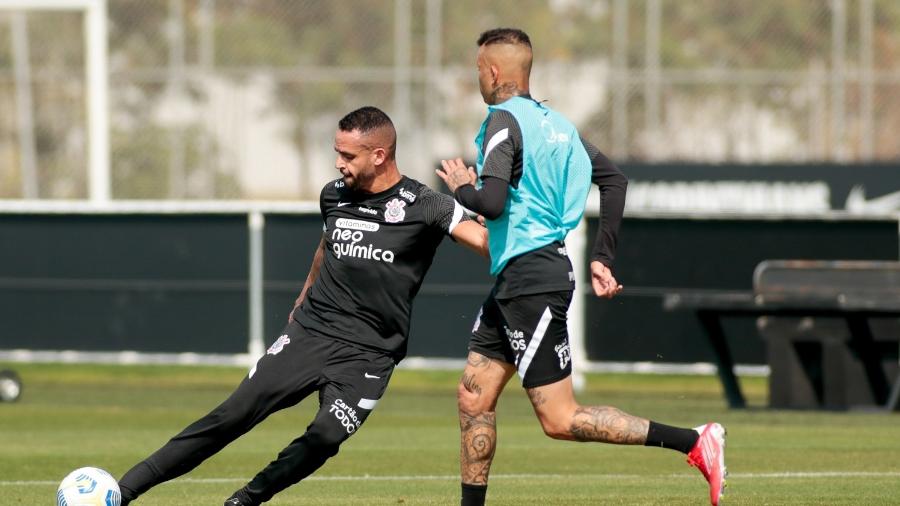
[569,406,649,444]
[459,412,497,484]
[527,376,650,444]
[458,352,515,485]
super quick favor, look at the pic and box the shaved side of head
[477,27,533,77]
[475,28,534,104]
[338,106,397,160]
[480,42,532,79]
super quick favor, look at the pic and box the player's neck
[361,163,402,194]
[489,81,529,104]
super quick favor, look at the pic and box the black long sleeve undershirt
[453,177,507,220]
[586,146,628,267]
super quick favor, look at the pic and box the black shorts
[468,289,573,388]
[246,321,395,437]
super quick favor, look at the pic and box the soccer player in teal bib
[437,28,727,506]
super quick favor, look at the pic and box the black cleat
[224,494,257,506]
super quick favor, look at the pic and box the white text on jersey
[331,225,395,263]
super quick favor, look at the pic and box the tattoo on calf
[569,406,648,444]
[459,412,497,485]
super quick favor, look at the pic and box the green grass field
[2,363,899,505]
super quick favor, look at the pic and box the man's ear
[371,147,387,166]
[490,64,500,86]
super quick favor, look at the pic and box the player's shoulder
[484,108,522,141]
[397,176,450,206]
[320,177,350,200]
[486,108,517,126]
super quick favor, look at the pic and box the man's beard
[345,170,375,192]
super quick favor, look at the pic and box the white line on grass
[6,471,900,487]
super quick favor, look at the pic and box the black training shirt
[293,175,468,362]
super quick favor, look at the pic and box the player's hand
[436,158,477,193]
[591,260,623,299]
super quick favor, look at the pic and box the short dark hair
[338,106,394,134]
[477,28,532,48]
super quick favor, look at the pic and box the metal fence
[1,0,899,201]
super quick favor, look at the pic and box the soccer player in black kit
[117,106,488,506]
[437,28,727,506]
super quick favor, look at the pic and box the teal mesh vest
[475,97,592,275]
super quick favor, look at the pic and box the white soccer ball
[57,467,122,506]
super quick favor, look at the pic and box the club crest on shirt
[384,198,406,223]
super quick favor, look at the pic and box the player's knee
[202,404,253,435]
[540,421,569,440]
[457,380,488,416]
[306,417,352,452]
[537,414,573,441]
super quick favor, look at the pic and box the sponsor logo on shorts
[329,398,362,434]
[267,334,290,355]
[505,326,527,352]
[555,340,571,369]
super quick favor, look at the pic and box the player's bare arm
[436,158,477,193]
[292,235,326,319]
[451,220,490,258]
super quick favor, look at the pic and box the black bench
[663,260,900,410]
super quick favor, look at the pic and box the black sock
[461,483,487,506]
[644,421,699,454]
[118,481,139,505]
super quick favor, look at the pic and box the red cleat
[687,422,727,505]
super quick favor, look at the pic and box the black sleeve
[582,137,628,266]
[420,185,470,235]
[454,176,507,220]
[479,110,522,185]
[451,110,521,220]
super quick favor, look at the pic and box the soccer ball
[0,369,22,402]
[57,467,122,506]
